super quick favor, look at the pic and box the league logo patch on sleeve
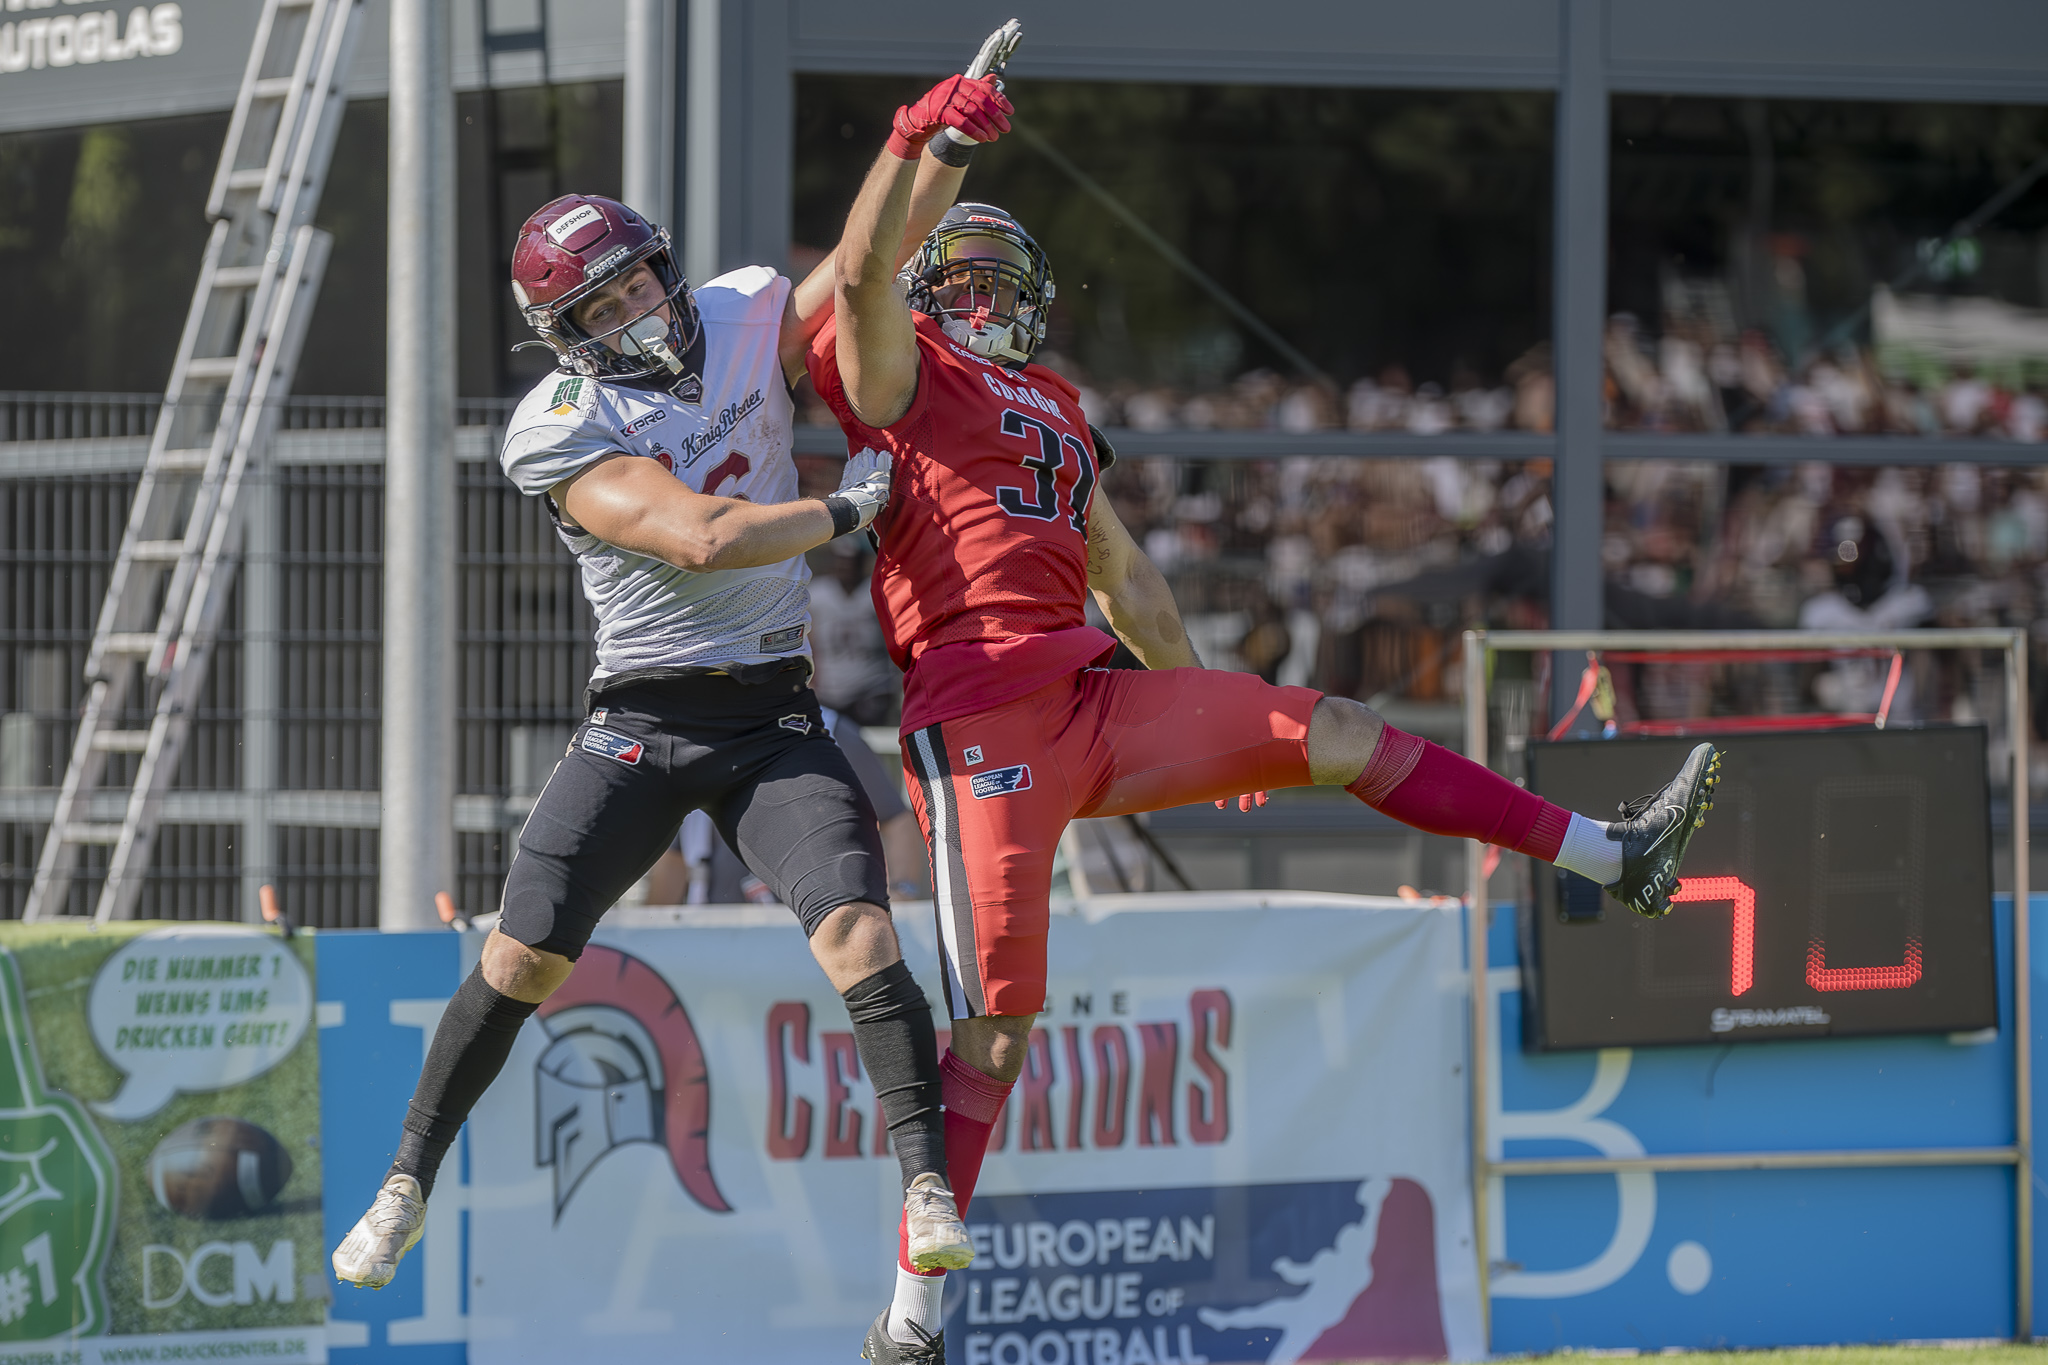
[969,764,1032,799]
[581,726,644,765]
[548,377,590,417]
[778,714,812,736]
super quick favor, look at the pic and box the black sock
[842,960,948,1192]
[388,963,542,1198]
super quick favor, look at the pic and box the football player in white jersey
[333,76,1017,1343]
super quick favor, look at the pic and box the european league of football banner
[466,894,1483,1364]
[0,922,324,1365]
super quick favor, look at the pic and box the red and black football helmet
[510,194,701,385]
[900,202,1055,368]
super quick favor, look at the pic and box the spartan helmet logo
[532,945,731,1220]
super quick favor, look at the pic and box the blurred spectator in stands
[1236,589,1294,684]
[1507,344,1555,433]
[1797,512,1929,714]
[805,540,899,727]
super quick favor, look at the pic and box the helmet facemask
[902,218,1055,368]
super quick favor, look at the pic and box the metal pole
[1493,1146,2019,1176]
[1549,0,1608,658]
[240,463,277,923]
[1488,628,2024,653]
[1463,629,1492,1346]
[683,0,721,285]
[2010,628,2034,1340]
[381,0,456,930]
[622,0,673,225]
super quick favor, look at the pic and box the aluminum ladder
[24,0,362,922]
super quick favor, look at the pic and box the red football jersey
[808,311,1116,729]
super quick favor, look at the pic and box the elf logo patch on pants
[969,764,1031,799]
[582,727,644,765]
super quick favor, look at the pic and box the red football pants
[900,666,1319,1018]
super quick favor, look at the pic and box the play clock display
[1522,727,1998,1051]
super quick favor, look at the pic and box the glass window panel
[0,82,623,401]
[0,116,222,392]
[794,77,1554,433]
[1608,97,2048,439]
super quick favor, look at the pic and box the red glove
[887,75,1013,159]
[1216,792,1270,813]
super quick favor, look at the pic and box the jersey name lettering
[981,370,1064,422]
[677,388,766,466]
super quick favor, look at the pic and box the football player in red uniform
[813,115,1719,1363]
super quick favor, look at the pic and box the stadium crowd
[799,333,2044,442]
[806,447,2048,771]
[1600,316,2048,439]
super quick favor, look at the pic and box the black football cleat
[864,1311,945,1365]
[1605,742,1721,919]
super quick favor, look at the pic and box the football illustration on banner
[532,944,731,1218]
[146,1117,295,1221]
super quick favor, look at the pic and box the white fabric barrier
[466,893,1482,1364]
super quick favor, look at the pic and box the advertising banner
[466,893,1481,1364]
[0,922,324,1364]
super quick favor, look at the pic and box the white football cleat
[904,1172,973,1273]
[332,1173,427,1289]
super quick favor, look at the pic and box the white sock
[1553,812,1623,885]
[888,1267,945,1344]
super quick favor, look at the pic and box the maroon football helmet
[509,194,702,385]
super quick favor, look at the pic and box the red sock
[1346,724,1569,861]
[898,1049,1014,1275]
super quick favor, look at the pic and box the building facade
[3,0,2046,922]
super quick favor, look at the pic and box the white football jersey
[501,266,807,680]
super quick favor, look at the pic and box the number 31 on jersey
[995,408,1097,533]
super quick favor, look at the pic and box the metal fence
[0,402,590,928]
[0,392,520,442]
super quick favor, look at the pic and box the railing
[0,392,520,442]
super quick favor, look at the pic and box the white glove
[833,446,894,532]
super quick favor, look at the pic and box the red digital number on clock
[1670,873,1923,997]
[1670,876,1757,996]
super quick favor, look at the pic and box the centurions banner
[0,922,324,1364]
[466,893,1482,1363]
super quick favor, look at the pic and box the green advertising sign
[0,923,323,1363]
[0,949,112,1342]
